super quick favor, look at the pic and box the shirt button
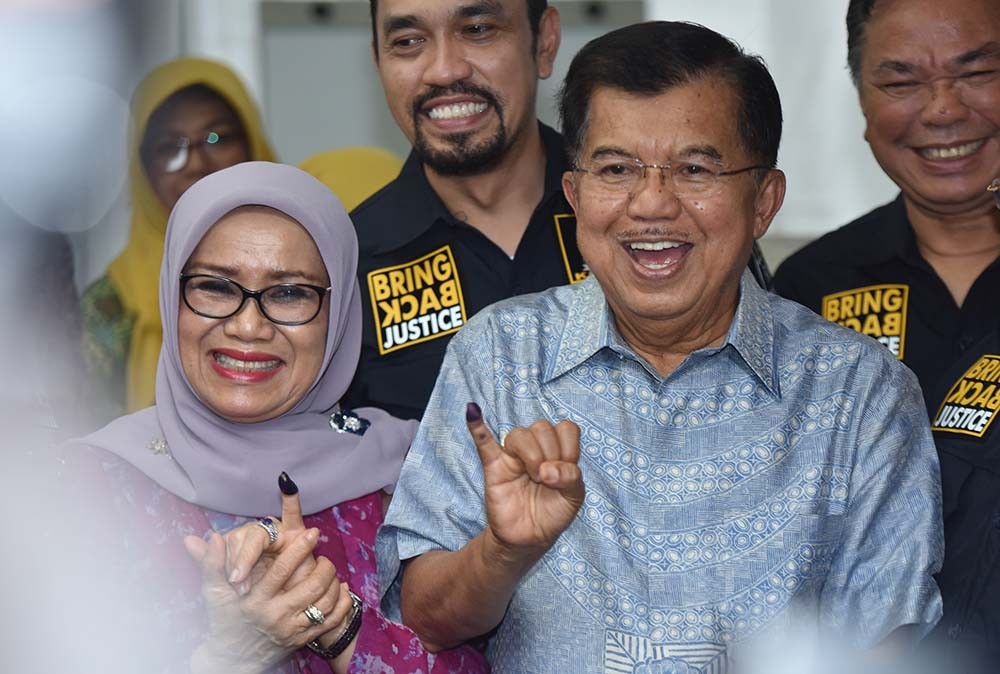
[947,623,963,640]
[957,337,973,351]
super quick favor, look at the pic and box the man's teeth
[628,241,684,251]
[628,241,685,269]
[428,102,488,120]
[214,353,281,371]
[920,140,984,160]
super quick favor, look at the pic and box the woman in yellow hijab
[82,58,275,418]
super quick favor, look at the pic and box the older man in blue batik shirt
[376,21,943,673]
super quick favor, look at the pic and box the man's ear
[562,170,579,213]
[535,6,561,80]
[857,84,875,146]
[752,168,786,240]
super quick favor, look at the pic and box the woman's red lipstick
[209,348,284,382]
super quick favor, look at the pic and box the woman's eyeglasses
[180,274,330,326]
[143,130,246,174]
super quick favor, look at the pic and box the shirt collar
[365,150,451,256]
[367,122,569,255]
[726,270,779,395]
[548,275,612,381]
[547,270,779,396]
[852,194,921,266]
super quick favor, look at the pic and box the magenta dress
[82,450,488,674]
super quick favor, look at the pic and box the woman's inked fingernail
[466,402,482,422]
[278,471,298,495]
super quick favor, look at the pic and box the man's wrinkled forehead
[579,81,741,157]
[862,0,1000,74]
[871,41,1000,79]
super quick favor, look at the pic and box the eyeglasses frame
[179,273,331,326]
[142,129,247,174]
[572,158,769,197]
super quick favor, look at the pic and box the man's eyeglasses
[989,179,1000,210]
[143,130,246,174]
[573,156,767,198]
[180,274,331,326]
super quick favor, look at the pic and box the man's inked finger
[466,402,503,466]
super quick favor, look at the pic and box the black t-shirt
[925,327,1000,668]
[773,195,1000,407]
[343,123,587,420]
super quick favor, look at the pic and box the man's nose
[626,166,683,220]
[919,78,972,127]
[423,37,475,87]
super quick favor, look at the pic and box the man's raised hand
[465,402,584,556]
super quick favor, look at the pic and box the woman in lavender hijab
[68,162,488,674]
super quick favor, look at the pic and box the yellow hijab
[108,58,275,412]
[298,147,402,212]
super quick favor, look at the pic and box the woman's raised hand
[185,527,351,674]
[184,472,358,673]
[225,472,314,591]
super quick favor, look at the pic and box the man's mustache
[411,83,503,119]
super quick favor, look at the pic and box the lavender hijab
[77,162,416,516]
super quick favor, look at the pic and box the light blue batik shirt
[378,272,943,674]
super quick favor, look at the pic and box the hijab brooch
[146,438,171,456]
[329,409,370,435]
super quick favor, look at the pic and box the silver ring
[255,517,279,546]
[303,604,325,625]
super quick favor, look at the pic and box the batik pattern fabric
[81,449,488,674]
[378,272,944,674]
[80,275,134,421]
